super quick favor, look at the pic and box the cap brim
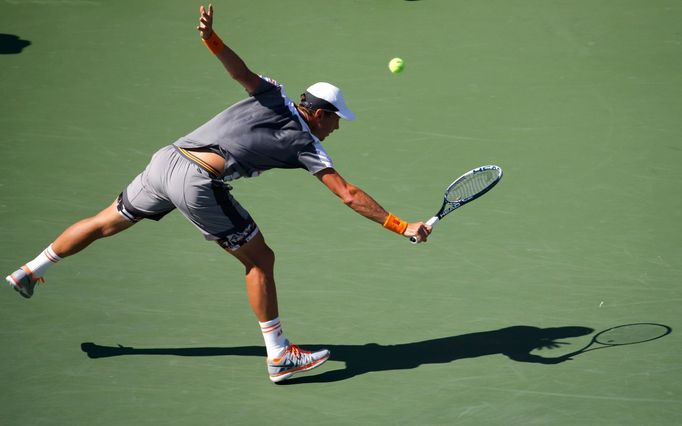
[335,107,356,121]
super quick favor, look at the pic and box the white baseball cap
[301,82,356,121]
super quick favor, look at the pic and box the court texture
[1,1,680,425]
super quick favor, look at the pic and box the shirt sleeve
[298,140,334,175]
[249,76,279,96]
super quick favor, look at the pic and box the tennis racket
[561,323,671,358]
[410,165,503,243]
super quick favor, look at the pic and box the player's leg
[5,199,135,299]
[164,148,330,382]
[221,232,330,383]
[226,231,278,322]
[52,200,134,257]
[6,146,176,299]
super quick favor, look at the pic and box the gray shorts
[118,145,259,251]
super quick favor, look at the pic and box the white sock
[24,244,62,277]
[259,317,289,359]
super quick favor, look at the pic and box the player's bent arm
[197,4,261,93]
[214,46,262,93]
[315,169,431,241]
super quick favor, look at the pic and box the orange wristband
[383,213,408,235]
[202,31,224,55]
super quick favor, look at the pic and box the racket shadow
[80,325,599,383]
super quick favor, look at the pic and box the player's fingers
[199,5,211,19]
[201,14,212,28]
[413,227,428,243]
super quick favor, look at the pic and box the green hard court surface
[1,1,681,425]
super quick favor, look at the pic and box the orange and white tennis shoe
[267,342,330,383]
[6,266,44,299]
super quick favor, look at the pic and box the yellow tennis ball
[388,57,405,74]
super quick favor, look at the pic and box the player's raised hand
[197,4,214,39]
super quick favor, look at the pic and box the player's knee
[222,231,276,273]
[99,221,129,237]
[247,243,275,272]
[93,206,133,237]
[260,244,275,270]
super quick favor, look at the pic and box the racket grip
[409,216,439,244]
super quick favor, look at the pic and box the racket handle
[409,216,439,244]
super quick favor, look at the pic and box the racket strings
[447,170,498,202]
[594,323,670,346]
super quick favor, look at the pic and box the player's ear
[313,108,326,120]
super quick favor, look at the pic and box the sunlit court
[1,1,680,424]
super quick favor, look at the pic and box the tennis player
[5,4,431,383]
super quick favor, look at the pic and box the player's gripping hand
[404,222,432,243]
[197,4,215,39]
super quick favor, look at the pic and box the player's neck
[296,106,322,139]
[296,105,312,124]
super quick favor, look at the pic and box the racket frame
[592,322,671,347]
[411,165,503,243]
[563,323,671,358]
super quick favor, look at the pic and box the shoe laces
[287,344,315,361]
[288,344,302,358]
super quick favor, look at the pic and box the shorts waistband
[174,146,223,178]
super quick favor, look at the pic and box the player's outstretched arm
[316,169,431,242]
[197,4,261,93]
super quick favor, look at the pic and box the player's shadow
[81,325,592,383]
[0,34,31,54]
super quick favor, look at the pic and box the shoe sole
[5,275,30,299]
[269,352,330,383]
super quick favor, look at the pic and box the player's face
[315,111,340,141]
